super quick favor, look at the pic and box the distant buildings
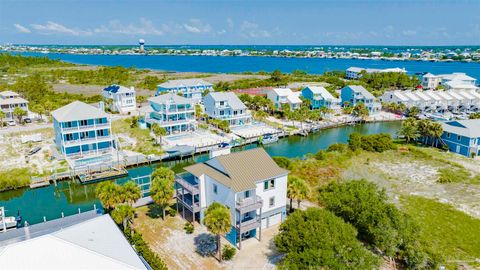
[204,92,252,126]
[176,147,288,249]
[301,86,340,110]
[157,78,213,103]
[102,84,136,114]
[340,85,381,114]
[0,91,29,121]
[346,67,407,80]
[440,119,480,157]
[380,89,480,112]
[267,88,302,110]
[52,101,115,169]
[146,93,196,134]
[0,214,149,270]
[421,72,477,90]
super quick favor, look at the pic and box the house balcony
[146,117,196,128]
[63,135,112,146]
[175,173,200,195]
[235,215,261,234]
[176,192,201,213]
[236,195,263,214]
[62,122,110,132]
[64,148,112,159]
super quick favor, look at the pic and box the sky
[0,0,479,46]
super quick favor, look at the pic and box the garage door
[261,217,268,229]
[268,213,282,227]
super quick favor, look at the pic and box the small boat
[260,133,278,144]
[1,216,18,230]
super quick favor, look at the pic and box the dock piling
[61,212,64,218]
[43,216,46,222]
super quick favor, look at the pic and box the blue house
[204,92,252,126]
[340,85,381,114]
[156,78,213,103]
[51,101,114,169]
[440,119,480,157]
[145,93,197,134]
[301,86,340,110]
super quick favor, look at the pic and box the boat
[260,133,278,144]
[1,216,18,230]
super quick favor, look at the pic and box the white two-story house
[175,147,288,249]
[157,79,213,103]
[0,91,29,121]
[102,85,136,114]
[267,88,302,111]
[204,92,252,126]
[146,93,196,135]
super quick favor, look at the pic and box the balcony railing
[236,195,263,213]
[236,216,261,233]
[62,122,109,132]
[177,193,201,212]
[175,174,200,194]
[63,135,112,146]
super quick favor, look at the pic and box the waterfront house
[175,147,288,249]
[204,92,252,126]
[440,119,480,157]
[102,84,136,114]
[301,86,340,110]
[340,85,381,113]
[267,88,302,110]
[146,93,196,134]
[52,101,114,169]
[0,91,29,121]
[157,78,213,103]
[346,67,406,80]
[422,72,477,90]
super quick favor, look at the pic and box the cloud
[227,18,234,29]
[183,19,212,33]
[240,21,271,38]
[94,18,166,36]
[30,21,91,36]
[14,24,31,33]
[402,30,417,36]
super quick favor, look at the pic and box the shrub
[348,133,395,152]
[168,207,177,217]
[184,222,194,234]
[437,168,471,183]
[124,229,168,270]
[315,150,327,160]
[273,156,292,169]
[0,168,31,192]
[326,143,349,153]
[222,244,236,260]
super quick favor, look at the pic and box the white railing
[63,135,112,146]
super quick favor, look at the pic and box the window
[80,120,88,126]
[213,184,218,194]
[447,132,451,138]
[457,135,461,141]
[269,197,275,207]
[245,190,250,198]
[264,179,275,190]
[220,101,225,106]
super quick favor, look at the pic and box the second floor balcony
[63,135,112,146]
[236,195,263,214]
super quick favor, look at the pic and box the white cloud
[183,19,212,34]
[14,24,31,33]
[30,21,91,36]
[402,30,417,36]
[240,21,271,38]
[94,18,166,36]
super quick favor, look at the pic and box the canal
[0,121,401,224]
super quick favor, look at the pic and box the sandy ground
[134,206,281,270]
[343,150,480,218]
[231,122,280,139]
[163,129,229,148]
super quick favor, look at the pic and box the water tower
[138,39,145,53]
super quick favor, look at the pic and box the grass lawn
[112,118,163,156]
[401,195,480,268]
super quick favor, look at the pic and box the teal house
[301,86,340,110]
[340,85,381,114]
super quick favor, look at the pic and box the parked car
[7,121,16,126]
[24,118,32,123]
[27,146,41,156]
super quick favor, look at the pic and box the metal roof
[184,148,288,192]
[206,92,247,110]
[51,101,109,122]
[158,78,213,89]
[345,85,375,100]
[304,86,335,100]
[442,119,480,138]
[149,92,193,105]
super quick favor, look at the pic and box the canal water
[0,121,401,225]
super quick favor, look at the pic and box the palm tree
[416,119,430,144]
[0,111,5,127]
[352,103,369,121]
[111,204,135,229]
[95,181,123,212]
[194,104,203,121]
[151,123,167,145]
[122,181,141,206]
[398,118,419,143]
[150,167,175,219]
[130,116,139,128]
[31,104,46,121]
[428,122,443,147]
[203,202,232,261]
[287,176,310,212]
[13,107,27,124]
[408,106,420,117]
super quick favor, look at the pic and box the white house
[0,91,29,121]
[176,147,288,249]
[157,78,213,103]
[346,67,406,79]
[267,88,302,110]
[422,72,477,90]
[204,92,252,126]
[146,93,196,135]
[102,85,136,114]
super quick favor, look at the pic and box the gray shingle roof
[346,85,375,99]
[51,101,109,122]
[184,148,288,192]
[442,119,480,138]
[207,92,246,110]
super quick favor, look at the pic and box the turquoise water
[16,52,480,79]
[0,121,401,225]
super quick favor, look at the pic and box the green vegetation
[319,180,434,268]
[0,53,73,72]
[203,202,232,262]
[112,118,162,155]
[137,75,165,90]
[95,180,141,212]
[221,245,236,261]
[208,119,230,133]
[151,123,167,145]
[402,196,480,268]
[398,118,444,147]
[275,208,379,270]
[0,168,31,192]
[184,222,194,234]
[150,167,175,219]
[469,112,480,119]
[124,228,168,270]
[438,167,480,184]
[348,133,396,152]
[356,71,420,96]
[286,176,309,212]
